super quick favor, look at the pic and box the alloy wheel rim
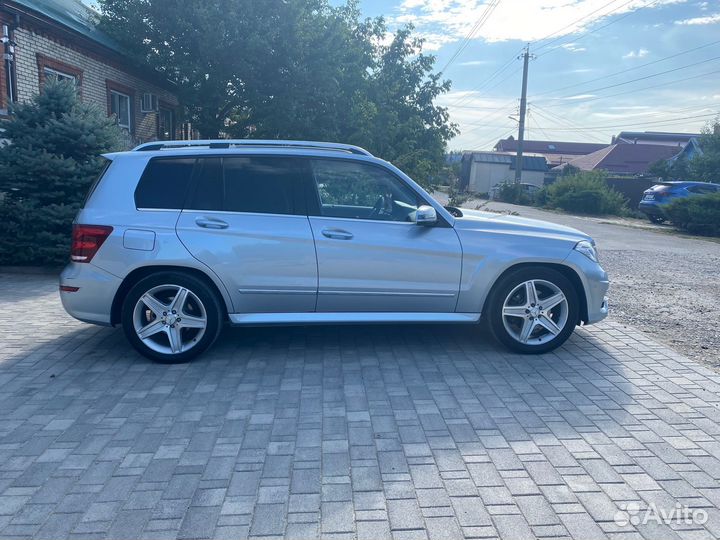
[501,279,569,346]
[132,284,207,355]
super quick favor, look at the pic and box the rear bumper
[638,201,665,216]
[59,262,122,326]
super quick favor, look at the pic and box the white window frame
[110,90,131,130]
[43,66,77,85]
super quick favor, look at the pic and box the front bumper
[59,262,123,326]
[564,250,610,325]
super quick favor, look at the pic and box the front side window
[311,159,420,222]
[110,90,131,129]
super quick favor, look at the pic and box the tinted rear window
[224,157,298,215]
[186,156,303,215]
[135,158,196,209]
[188,158,223,211]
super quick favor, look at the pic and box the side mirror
[415,205,437,225]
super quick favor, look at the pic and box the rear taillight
[70,225,113,263]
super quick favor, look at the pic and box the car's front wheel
[647,214,664,224]
[121,272,223,363]
[485,267,579,354]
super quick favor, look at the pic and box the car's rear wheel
[485,267,579,354]
[647,214,664,224]
[121,272,223,363]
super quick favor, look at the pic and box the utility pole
[514,44,532,184]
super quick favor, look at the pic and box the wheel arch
[481,262,588,325]
[111,265,231,325]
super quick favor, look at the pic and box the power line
[531,38,720,99]
[469,127,517,151]
[522,112,717,132]
[536,55,720,102]
[535,0,661,59]
[454,98,519,133]
[529,107,609,143]
[448,47,523,107]
[532,0,634,53]
[438,0,502,74]
[534,67,720,106]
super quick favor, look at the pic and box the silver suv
[60,140,609,363]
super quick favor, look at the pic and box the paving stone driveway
[1,272,720,540]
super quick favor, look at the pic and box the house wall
[7,24,178,145]
[468,161,544,193]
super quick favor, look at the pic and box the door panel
[177,212,317,313]
[307,158,462,312]
[176,156,317,314]
[309,217,462,312]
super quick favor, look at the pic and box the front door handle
[195,216,229,230]
[321,228,353,240]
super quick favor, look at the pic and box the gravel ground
[435,193,720,371]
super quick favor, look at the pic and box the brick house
[1,0,181,145]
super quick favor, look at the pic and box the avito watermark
[615,502,708,527]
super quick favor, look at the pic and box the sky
[340,0,720,151]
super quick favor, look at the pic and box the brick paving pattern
[1,273,719,539]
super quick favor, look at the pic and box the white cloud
[390,0,685,46]
[564,94,597,100]
[675,13,720,24]
[622,48,649,59]
[561,42,587,52]
[458,60,493,66]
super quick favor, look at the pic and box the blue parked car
[638,181,720,223]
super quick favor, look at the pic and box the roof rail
[132,139,373,156]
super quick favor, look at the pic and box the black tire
[121,271,224,363]
[485,266,579,354]
[648,214,664,224]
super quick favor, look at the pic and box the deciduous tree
[97,0,456,184]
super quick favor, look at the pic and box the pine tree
[0,79,122,265]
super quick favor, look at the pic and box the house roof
[494,138,608,156]
[558,143,681,174]
[8,0,124,53]
[464,151,547,172]
[613,131,701,145]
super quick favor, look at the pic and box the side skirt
[228,312,481,326]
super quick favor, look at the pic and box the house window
[36,55,82,95]
[157,106,174,140]
[110,90,131,130]
[43,67,77,85]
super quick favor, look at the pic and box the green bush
[665,192,720,236]
[541,171,628,215]
[495,182,534,206]
[0,80,123,266]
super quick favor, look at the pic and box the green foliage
[0,80,123,265]
[648,157,691,181]
[664,192,720,236]
[97,0,457,186]
[541,171,628,215]
[495,183,534,206]
[690,119,720,183]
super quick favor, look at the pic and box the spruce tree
[0,79,122,265]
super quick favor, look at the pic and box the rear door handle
[195,216,229,229]
[321,228,353,240]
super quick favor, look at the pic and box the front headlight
[575,240,598,262]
